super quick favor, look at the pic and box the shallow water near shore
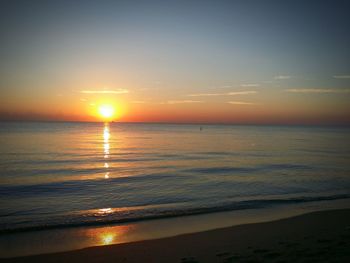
[1,122,350,256]
[1,198,350,258]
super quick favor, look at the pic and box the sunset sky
[1,0,349,124]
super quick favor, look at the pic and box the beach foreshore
[2,208,350,263]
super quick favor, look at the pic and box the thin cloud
[286,88,350,93]
[131,101,146,104]
[240,84,260,87]
[188,91,257,97]
[188,93,224,97]
[333,75,350,79]
[228,91,257,95]
[274,75,291,80]
[228,101,256,105]
[166,100,203,104]
[137,88,157,91]
[80,89,129,94]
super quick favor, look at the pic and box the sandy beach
[2,208,350,263]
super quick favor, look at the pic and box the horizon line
[1,119,350,128]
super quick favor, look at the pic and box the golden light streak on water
[103,123,110,179]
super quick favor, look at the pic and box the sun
[98,104,115,119]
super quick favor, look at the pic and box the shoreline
[2,193,350,235]
[2,208,350,262]
[1,198,350,258]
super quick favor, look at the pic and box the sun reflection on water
[104,143,109,155]
[84,225,134,247]
[98,208,113,215]
[101,233,115,245]
[103,127,110,141]
[84,207,134,246]
[103,123,110,178]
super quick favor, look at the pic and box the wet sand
[2,209,350,263]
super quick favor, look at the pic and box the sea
[0,122,350,256]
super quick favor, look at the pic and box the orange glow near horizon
[1,92,349,125]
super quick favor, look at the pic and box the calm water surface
[0,122,350,232]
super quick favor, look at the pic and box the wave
[184,163,313,174]
[0,172,177,197]
[0,162,315,190]
[1,193,349,234]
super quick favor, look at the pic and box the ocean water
[0,122,350,233]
